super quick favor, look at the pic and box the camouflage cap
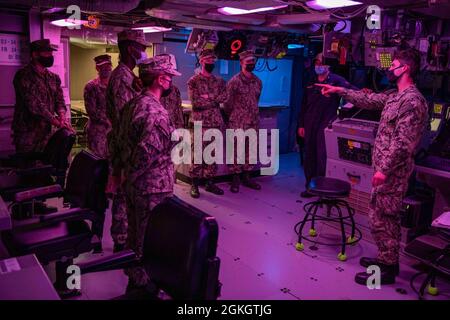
[117,29,149,47]
[94,54,112,66]
[313,52,324,64]
[239,50,256,62]
[199,49,217,61]
[139,55,181,77]
[30,39,58,52]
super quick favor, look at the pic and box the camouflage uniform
[12,63,66,152]
[106,62,141,247]
[343,86,428,265]
[187,73,227,178]
[116,78,177,286]
[84,78,110,158]
[224,71,262,174]
[161,85,184,129]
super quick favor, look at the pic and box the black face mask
[38,56,54,68]
[162,86,172,98]
[385,65,404,83]
[245,64,255,72]
[205,63,215,73]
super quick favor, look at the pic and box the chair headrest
[143,196,219,299]
[65,150,108,212]
[42,128,76,169]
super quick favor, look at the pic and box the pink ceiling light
[306,0,362,10]
[51,18,88,27]
[218,5,288,15]
[132,26,172,33]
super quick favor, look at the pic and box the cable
[266,59,278,72]
[255,58,266,72]
[334,20,347,33]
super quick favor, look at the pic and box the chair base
[295,196,361,260]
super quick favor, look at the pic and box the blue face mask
[134,50,148,65]
[315,66,328,75]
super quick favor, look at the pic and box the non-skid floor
[2,153,449,300]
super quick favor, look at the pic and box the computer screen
[254,58,293,107]
[219,58,293,107]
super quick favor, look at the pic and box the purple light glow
[218,5,288,16]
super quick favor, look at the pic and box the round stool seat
[307,177,351,198]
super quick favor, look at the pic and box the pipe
[0,0,142,14]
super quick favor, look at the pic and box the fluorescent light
[288,44,304,49]
[306,0,362,10]
[51,19,87,27]
[218,5,287,15]
[132,26,172,33]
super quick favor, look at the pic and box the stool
[294,177,362,261]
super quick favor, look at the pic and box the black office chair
[405,228,450,299]
[1,150,108,297]
[78,196,222,300]
[0,128,76,202]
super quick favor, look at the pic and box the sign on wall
[0,33,28,66]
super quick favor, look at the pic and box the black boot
[205,180,224,195]
[126,280,159,299]
[230,174,240,193]
[359,257,400,275]
[241,172,261,190]
[355,263,399,286]
[190,178,200,198]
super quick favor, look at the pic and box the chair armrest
[39,207,97,223]
[14,184,64,203]
[14,164,53,177]
[8,152,43,162]
[78,250,139,274]
[11,207,95,230]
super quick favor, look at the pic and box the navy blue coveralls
[298,73,357,187]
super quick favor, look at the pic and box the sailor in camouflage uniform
[159,55,184,184]
[83,54,112,159]
[316,48,428,285]
[187,49,227,198]
[224,50,262,193]
[12,39,72,152]
[106,30,149,252]
[161,84,184,129]
[114,55,180,291]
[159,54,184,129]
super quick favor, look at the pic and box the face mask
[99,69,111,79]
[134,49,148,65]
[385,65,405,83]
[162,86,172,98]
[245,64,255,72]
[205,63,215,73]
[315,66,328,75]
[38,56,54,68]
